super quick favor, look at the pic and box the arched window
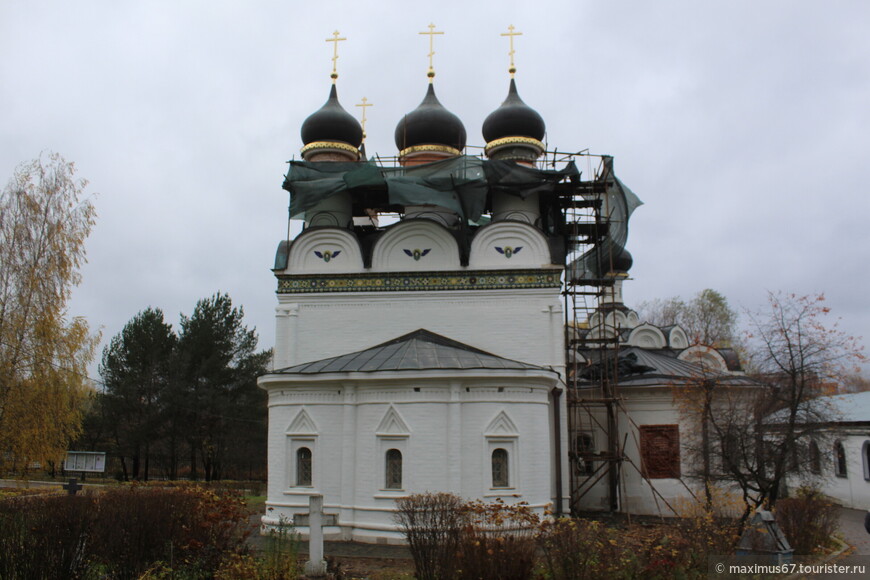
[296,447,312,486]
[492,448,509,488]
[834,440,847,478]
[576,433,595,476]
[720,430,739,474]
[809,440,821,474]
[385,449,402,489]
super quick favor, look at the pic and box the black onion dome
[611,245,633,273]
[482,78,545,143]
[300,85,363,147]
[590,243,633,277]
[395,84,467,152]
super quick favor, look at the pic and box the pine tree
[98,308,176,480]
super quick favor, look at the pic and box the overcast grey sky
[2,1,868,379]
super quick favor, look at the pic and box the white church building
[258,39,753,542]
[259,59,571,542]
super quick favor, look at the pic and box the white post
[303,494,327,578]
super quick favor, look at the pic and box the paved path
[838,507,870,555]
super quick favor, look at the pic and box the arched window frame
[834,440,848,478]
[375,432,409,495]
[285,436,318,490]
[484,411,519,495]
[385,448,403,490]
[719,430,739,474]
[808,440,821,475]
[286,408,318,491]
[491,448,510,488]
[296,446,313,487]
[484,437,518,494]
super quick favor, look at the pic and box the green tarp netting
[283,155,642,278]
[283,156,579,224]
[566,156,643,280]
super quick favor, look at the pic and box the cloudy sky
[2,1,868,380]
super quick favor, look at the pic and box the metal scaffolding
[551,153,625,514]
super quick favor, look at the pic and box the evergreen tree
[174,293,269,481]
[98,308,176,480]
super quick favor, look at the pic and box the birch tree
[0,153,98,472]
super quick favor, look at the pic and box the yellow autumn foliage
[0,153,99,473]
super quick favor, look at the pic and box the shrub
[249,519,299,580]
[538,518,639,580]
[775,487,839,555]
[670,503,740,574]
[394,492,464,580]
[214,549,299,580]
[539,499,740,580]
[0,484,252,579]
[0,493,98,579]
[396,494,539,580]
[456,499,539,580]
[395,494,743,580]
[90,484,251,578]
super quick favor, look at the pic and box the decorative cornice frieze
[276,269,562,294]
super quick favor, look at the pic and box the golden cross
[501,24,522,78]
[326,30,346,82]
[355,97,373,139]
[419,23,444,80]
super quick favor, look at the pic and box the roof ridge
[372,328,500,357]
[272,329,554,375]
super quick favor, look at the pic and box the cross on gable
[63,477,83,496]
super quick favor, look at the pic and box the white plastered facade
[800,429,870,510]
[784,392,870,510]
[261,369,559,543]
[261,215,569,543]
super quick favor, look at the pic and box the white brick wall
[263,218,568,542]
[273,289,564,371]
[261,373,558,543]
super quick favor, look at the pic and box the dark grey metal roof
[576,346,757,386]
[621,347,709,380]
[274,329,552,375]
[718,348,744,372]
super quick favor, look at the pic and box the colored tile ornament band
[276,269,562,294]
